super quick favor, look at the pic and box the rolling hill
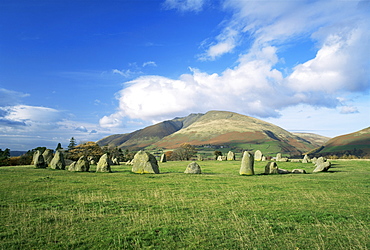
[97,110,325,156]
[312,127,370,157]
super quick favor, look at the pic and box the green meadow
[0,160,369,249]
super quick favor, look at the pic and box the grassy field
[0,160,369,249]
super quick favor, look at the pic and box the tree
[55,143,63,151]
[68,137,77,150]
[66,141,103,161]
[171,143,197,161]
[214,151,223,159]
[0,148,10,166]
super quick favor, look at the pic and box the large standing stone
[160,154,167,163]
[240,151,254,175]
[254,150,263,161]
[111,157,119,165]
[34,153,47,168]
[69,155,90,172]
[184,162,202,174]
[217,155,223,161]
[49,151,65,170]
[313,160,331,173]
[42,149,54,166]
[96,154,112,173]
[32,150,41,165]
[227,151,235,161]
[302,155,310,163]
[132,151,159,174]
[68,161,77,171]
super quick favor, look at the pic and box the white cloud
[340,106,359,114]
[75,126,88,132]
[163,0,206,12]
[0,88,29,106]
[143,61,157,67]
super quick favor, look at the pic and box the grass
[0,160,369,249]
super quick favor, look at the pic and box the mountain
[97,113,203,149]
[292,133,330,148]
[97,111,319,156]
[312,127,370,157]
[153,111,314,155]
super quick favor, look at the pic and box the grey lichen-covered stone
[71,155,90,172]
[49,151,65,170]
[265,162,290,174]
[68,161,77,171]
[261,156,266,161]
[227,151,235,161]
[197,154,203,161]
[132,151,159,174]
[265,162,279,174]
[240,151,254,175]
[184,161,202,174]
[277,168,290,174]
[96,154,112,173]
[34,152,47,169]
[291,169,307,174]
[217,155,223,161]
[112,157,119,165]
[254,150,263,161]
[42,149,54,166]
[313,161,331,173]
[160,154,167,163]
[276,153,282,161]
[302,155,310,163]
[32,150,41,165]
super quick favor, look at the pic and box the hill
[313,127,370,157]
[97,113,203,149]
[153,111,315,155]
[292,132,330,148]
[98,111,320,156]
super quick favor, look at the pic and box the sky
[0,0,369,151]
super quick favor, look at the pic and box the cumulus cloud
[75,126,88,132]
[163,0,206,12]
[100,0,370,127]
[340,106,359,114]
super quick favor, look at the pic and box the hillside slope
[292,133,330,148]
[153,111,315,155]
[96,113,203,149]
[314,127,370,157]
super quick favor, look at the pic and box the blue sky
[1,0,369,151]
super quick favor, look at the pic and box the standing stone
[277,168,290,174]
[184,162,202,174]
[217,155,223,161]
[49,151,65,170]
[96,154,111,173]
[34,153,47,168]
[132,151,159,174]
[302,155,310,163]
[70,155,90,172]
[240,151,254,175]
[68,162,77,171]
[160,154,167,163]
[311,157,318,164]
[276,153,282,161]
[227,151,235,161]
[254,150,263,161]
[42,149,54,166]
[261,156,266,161]
[313,161,331,173]
[197,154,203,161]
[265,162,279,174]
[32,150,41,165]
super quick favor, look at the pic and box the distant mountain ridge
[97,111,329,156]
[312,127,370,157]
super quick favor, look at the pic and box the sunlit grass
[0,160,369,249]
